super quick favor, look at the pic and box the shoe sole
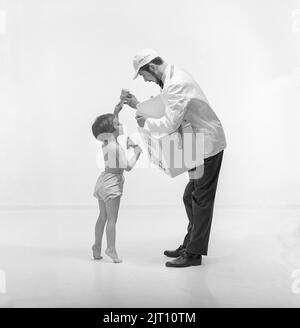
[164,254,180,258]
[165,260,202,268]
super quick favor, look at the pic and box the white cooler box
[137,95,204,178]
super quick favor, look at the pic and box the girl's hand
[135,115,146,127]
[126,137,137,149]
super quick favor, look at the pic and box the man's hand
[122,93,139,109]
[135,115,146,128]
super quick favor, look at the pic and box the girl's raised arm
[113,100,123,117]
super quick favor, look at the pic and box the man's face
[138,70,160,85]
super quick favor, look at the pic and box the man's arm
[144,83,189,135]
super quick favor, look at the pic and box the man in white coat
[124,49,227,268]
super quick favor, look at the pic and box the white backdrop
[0,0,299,208]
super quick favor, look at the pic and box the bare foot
[105,248,122,263]
[92,245,103,260]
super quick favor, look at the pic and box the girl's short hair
[92,113,116,139]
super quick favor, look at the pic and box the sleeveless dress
[93,140,126,202]
[93,172,125,202]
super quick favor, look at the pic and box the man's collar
[161,64,171,85]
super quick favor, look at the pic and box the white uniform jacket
[143,65,227,159]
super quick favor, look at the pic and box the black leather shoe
[165,251,202,268]
[164,245,186,258]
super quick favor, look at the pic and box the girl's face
[113,117,124,136]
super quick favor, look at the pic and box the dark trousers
[183,151,224,255]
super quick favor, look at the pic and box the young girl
[91,101,142,263]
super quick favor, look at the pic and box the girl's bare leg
[92,198,107,260]
[105,196,122,263]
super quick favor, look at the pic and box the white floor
[0,206,300,308]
